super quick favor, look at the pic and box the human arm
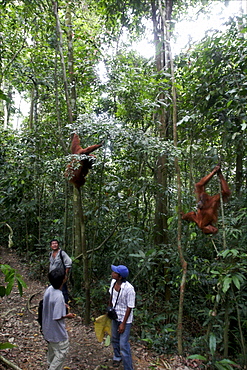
[63,312,75,319]
[118,307,132,334]
[108,296,112,307]
[53,291,75,320]
[61,251,72,279]
[118,283,135,333]
[64,268,70,282]
[55,312,75,321]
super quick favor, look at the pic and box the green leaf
[104,334,111,347]
[222,277,232,293]
[222,249,239,257]
[232,275,241,290]
[0,264,12,274]
[241,121,246,130]
[217,359,237,367]
[5,271,15,283]
[6,278,14,296]
[0,342,16,349]
[215,364,227,370]
[0,286,6,297]
[0,90,11,102]
[187,354,207,361]
[210,270,220,275]
[17,280,23,297]
[16,275,27,289]
[216,294,221,303]
[209,333,216,356]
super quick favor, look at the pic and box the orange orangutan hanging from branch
[181,165,231,234]
[65,134,103,188]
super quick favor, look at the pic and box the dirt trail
[0,246,197,370]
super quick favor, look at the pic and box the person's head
[111,264,129,282]
[48,268,65,289]
[50,239,60,251]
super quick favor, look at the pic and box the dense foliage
[0,0,247,368]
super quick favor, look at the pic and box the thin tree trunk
[63,181,70,250]
[73,186,90,324]
[162,0,187,354]
[53,49,70,249]
[152,0,169,247]
[151,0,175,303]
[223,298,229,358]
[219,175,227,250]
[235,138,243,197]
[73,187,83,256]
[65,4,77,116]
[53,2,91,323]
[233,287,247,365]
[53,1,73,125]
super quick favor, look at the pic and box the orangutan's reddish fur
[65,134,102,188]
[181,165,230,234]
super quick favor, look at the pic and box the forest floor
[0,246,200,370]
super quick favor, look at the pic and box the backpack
[60,250,66,272]
[37,299,43,331]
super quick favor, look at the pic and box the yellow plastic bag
[94,314,112,342]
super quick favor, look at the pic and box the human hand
[66,313,76,319]
[118,323,125,334]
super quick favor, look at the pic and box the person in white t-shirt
[42,268,75,369]
[109,264,135,369]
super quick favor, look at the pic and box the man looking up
[49,239,72,305]
[109,264,135,370]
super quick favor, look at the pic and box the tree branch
[0,355,22,370]
[74,222,119,260]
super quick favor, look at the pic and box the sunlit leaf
[209,333,216,356]
[222,277,232,293]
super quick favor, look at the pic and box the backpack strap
[59,250,66,272]
[50,249,66,272]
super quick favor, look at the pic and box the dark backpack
[37,299,43,330]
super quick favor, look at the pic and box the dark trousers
[62,283,69,304]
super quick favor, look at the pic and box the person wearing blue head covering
[108,264,135,369]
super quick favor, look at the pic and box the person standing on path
[42,268,75,370]
[109,264,135,370]
[49,239,72,305]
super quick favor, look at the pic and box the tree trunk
[223,298,229,358]
[53,1,91,323]
[152,0,174,246]
[53,1,73,124]
[73,187,83,256]
[151,0,174,303]
[162,0,187,354]
[65,2,77,117]
[152,0,169,247]
[235,138,243,197]
[63,181,70,250]
[177,259,187,355]
[73,186,90,324]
